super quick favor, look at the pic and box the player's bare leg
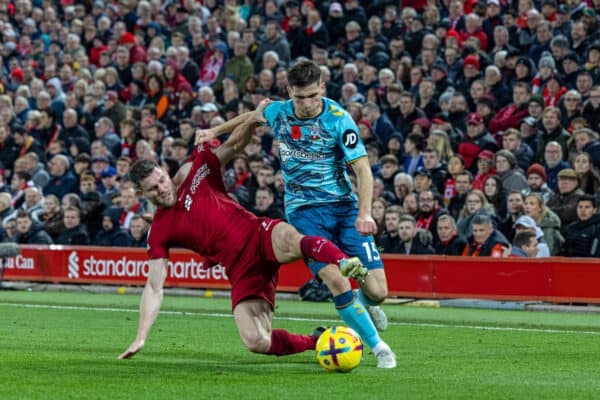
[357,269,389,331]
[233,299,317,355]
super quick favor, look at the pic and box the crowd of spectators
[1,0,600,258]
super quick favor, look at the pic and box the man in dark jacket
[391,215,435,255]
[93,207,131,246]
[547,169,584,228]
[43,155,77,200]
[14,210,53,244]
[563,195,600,257]
[462,213,510,257]
[56,206,90,245]
[379,206,402,252]
[252,186,284,219]
[423,148,447,194]
[0,124,20,174]
[434,215,467,256]
[128,215,149,248]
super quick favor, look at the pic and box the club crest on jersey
[184,194,192,211]
[308,125,321,141]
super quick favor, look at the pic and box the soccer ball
[315,326,363,372]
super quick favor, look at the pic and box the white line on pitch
[2,302,600,336]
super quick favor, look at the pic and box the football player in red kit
[119,100,368,360]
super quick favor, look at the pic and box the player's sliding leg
[233,299,317,356]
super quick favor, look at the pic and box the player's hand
[118,339,145,359]
[195,128,217,146]
[355,215,377,236]
[249,98,270,124]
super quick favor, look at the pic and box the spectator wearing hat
[457,112,498,171]
[119,31,147,63]
[522,163,553,204]
[488,81,531,137]
[198,40,230,87]
[43,155,77,201]
[547,168,585,227]
[94,206,131,247]
[472,150,495,191]
[561,53,583,91]
[100,166,120,207]
[494,149,528,193]
[455,54,482,95]
[413,166,434,195]
[554,4,572,37]
[513,214,550,257]
[563,195,600,257]
[172,82,199,123]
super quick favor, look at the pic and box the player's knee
[319,267,351,294]
[244,334,271,354]
[368,290,388,304]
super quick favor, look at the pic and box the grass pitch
[2,291,600,399]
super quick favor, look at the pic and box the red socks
[300,236,347,265]
[267,329,318,356]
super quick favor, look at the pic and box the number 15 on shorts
[362,241,380,263]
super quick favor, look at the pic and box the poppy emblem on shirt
[291,125,302,140]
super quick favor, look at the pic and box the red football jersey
[147,144,260,269]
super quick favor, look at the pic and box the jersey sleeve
[335,112,367,163]
[146,217,170,260]
[263,101,283,127]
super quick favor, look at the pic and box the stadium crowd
[1,0,600,258]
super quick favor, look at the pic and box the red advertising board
[3,246,600,303]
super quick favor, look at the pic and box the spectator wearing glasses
[415,189,448,246]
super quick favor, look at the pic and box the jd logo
[343,130,358,148]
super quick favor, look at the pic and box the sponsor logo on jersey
[189,163,210,194]
[329,105,344,116]
[342,129,359,149]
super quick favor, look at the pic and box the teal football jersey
[263,98,367,216]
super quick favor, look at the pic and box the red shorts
[229,218,285,311]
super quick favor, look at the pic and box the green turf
[2,291,600,399]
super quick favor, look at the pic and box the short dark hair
[513,231,536,248]
[472,213,493,226]
[399,214,416,225]
[16,210,32,220]
[287,60,322,88]
[577,194,597,208]
[130,160,159,189]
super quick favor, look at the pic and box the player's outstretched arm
[214,99,271,166]
[194,107,258,146]
[118,258,168,359]
[350,157,378,236]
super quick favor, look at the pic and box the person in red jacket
[488,81,531,139]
